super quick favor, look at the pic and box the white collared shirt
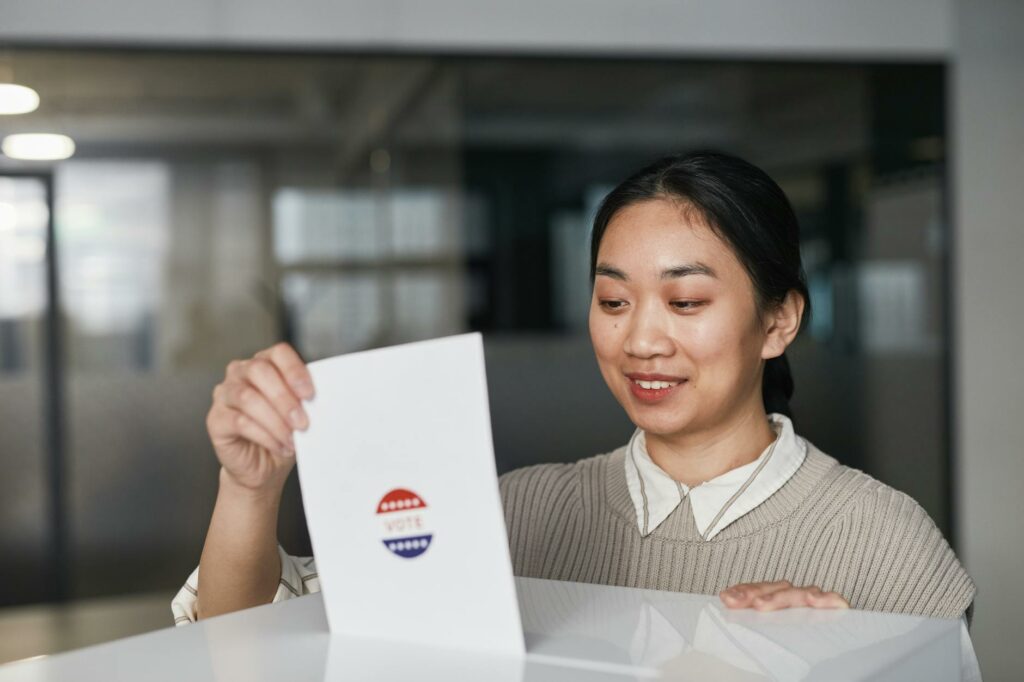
[624,412,806,540]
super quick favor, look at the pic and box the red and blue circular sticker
[376,488,433,559]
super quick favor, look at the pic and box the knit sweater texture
[499,441,975,620]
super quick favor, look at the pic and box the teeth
[634,379,679,390]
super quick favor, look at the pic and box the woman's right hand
[206,342,316,494]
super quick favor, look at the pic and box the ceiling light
[2,133,76,161]
[0,84,40,115]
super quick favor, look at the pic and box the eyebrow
[594,262,718,282]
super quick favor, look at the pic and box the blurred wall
[2,0,950,57]
[953,1,1024,680]
[485,336,634,474]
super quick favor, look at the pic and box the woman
[172,152,978,674]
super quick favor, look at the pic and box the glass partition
[0,174,52,606]
[0,49,950,608]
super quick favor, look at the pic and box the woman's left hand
[719,580,849,611]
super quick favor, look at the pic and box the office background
[0,1,1020,680]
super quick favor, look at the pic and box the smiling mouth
[625,374,687,402]
[631,379,680,390]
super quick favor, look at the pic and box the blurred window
[0,49,952,612]
[55,161,170,370]
[274,186,463,354]
[0,177,48,368]
[0,175,51,607]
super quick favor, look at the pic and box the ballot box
[0,576,959,682]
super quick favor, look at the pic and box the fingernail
[293,380,314,399]
[289,409,307,430]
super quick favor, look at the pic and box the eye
[598,299,628,311]
[670,300,704,311]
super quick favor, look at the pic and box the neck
[644,404,777,488]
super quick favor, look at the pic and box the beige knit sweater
[499,441,975,620]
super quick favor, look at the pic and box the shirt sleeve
[961,617,983,682]
[170,546,319,626]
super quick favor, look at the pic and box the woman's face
[589,198,771,440]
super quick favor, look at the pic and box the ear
[761,291,805,360]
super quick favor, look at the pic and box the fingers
[720,580,793,608]
[749,586,816,611]
[804,589,849,609]
[720,582,849,611]
[208,341,314,463]
[218,378,294,454]
[208,404,291,458]
[242,357,309,433]
[256,342,315,401]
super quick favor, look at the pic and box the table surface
[0,577,960,681]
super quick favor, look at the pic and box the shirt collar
[623,412,807,540]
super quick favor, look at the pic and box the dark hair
[589,151,810,418]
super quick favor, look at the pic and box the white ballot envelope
[294,333,525,657]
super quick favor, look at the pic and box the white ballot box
[0,577,960,681]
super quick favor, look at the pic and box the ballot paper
[294,333,524,656]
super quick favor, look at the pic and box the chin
[634,418,693,438]
[624,403,697,437]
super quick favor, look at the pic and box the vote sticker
[376,488,432,559]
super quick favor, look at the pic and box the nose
[622,302,675,359]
